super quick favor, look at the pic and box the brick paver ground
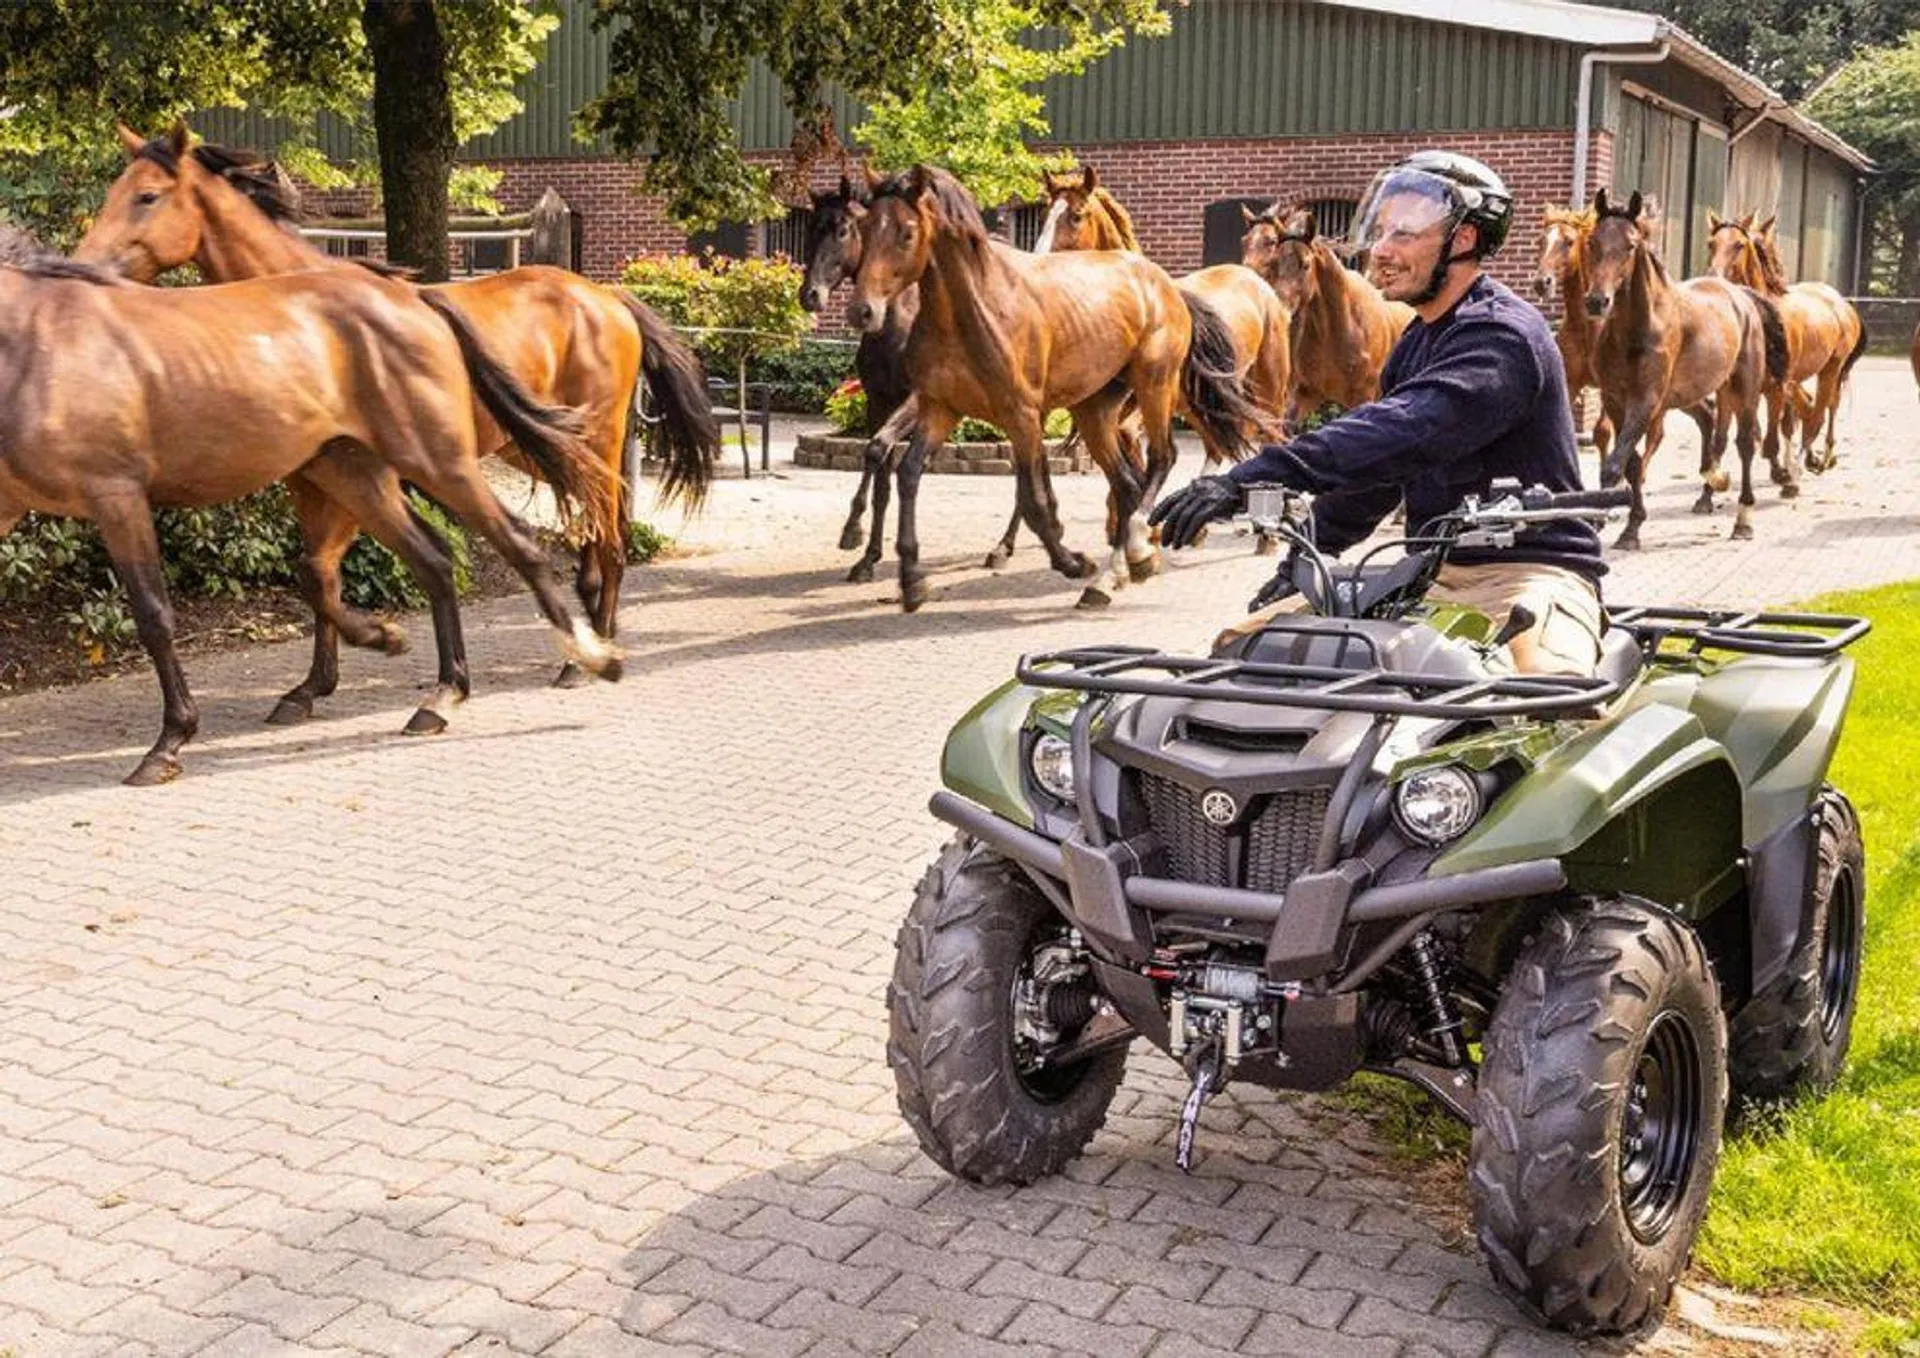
[1,358,1914,1357]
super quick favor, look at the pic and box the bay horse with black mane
[0,243,621,785]
[848,166,1265,611]
[1239,203,1412,418]
[1034,166,1293,473]
[75,121,719,713]
[1583,189,1786,548]
[1706,211,1867,479]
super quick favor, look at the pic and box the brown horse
[1531,206,1616,457]
[1240,203,1412,417]
[0,250,622,784]
[1034,166,1293,471]
[1705,212,1868,479]
[75,122,718,712]
[1583,190,1785,548]
[847,166,1263,611]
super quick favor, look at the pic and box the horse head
[1582,188,1647,322]
[801,176,868,312]
[1704,210,1766,288]
[847,165,958,332]
[1243,204,1319,312]
[1534,206,1594,302]
[1034,165,1133,253]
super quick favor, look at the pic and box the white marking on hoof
[560,618,624,677]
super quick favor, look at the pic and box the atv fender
[1747,786,1860,997]
[1684,656,1855,846]
[940,680,1045,829]
[1433,704,1743,917]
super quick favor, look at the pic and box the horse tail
[1179,292,1271,461]
[616,291,722,512]
[1745,286,1789,386]
[1838,305,1870,387]
[417,290,612,535]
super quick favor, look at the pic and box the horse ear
[1759,214,1776,236]
[1241,203,1259,225]
[1082,163,1098,192]
[166,119,191,160]
[907,164,933,201]
[1042,169,1061,195]
[116,122,146,159]
[863,164,884,196]
[837,174,852,200]
[1302,213,1318,241]
[1626,191,1643,221]
[1593,188,1610,216]
[1707,209,1721,230]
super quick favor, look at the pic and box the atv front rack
[1606,606,1870,658]
[1016,644,1620,720]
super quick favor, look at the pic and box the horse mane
[0,246,132,287]
[1753,232,1790,293]
[874,167,989,246]
[353,257,422,280]
[1544,206,1595,230]
[1089,187,1140,251]
[0,221,51,266]
[193,145,305,224]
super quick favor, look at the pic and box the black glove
[1149,475,1245,550]
[1248,570,1299,613]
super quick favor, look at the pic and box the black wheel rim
[1619,1009,1706,1244]
[1819,865,1863,1043]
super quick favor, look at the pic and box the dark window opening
[1202,198,1271,267]
[763,206,811,262]
[1006,202,1050,252]
[688,219,750,260]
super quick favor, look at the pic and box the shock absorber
[1408,931,1467,1066]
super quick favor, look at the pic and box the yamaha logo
[1200,789,1239,826]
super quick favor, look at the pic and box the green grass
[1697,580,1920,1331]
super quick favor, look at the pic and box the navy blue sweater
[1226,274,1605,580]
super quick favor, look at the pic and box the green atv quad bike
[887,480,1868,1336]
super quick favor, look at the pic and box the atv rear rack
[1606,606,1870,658]
[1016,644,1620,720]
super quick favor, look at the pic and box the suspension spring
[1408,931,1468,1066]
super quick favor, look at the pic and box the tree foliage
[582,0,1174,227]
[1807,33,1920,294]
[1594,0,1920,100]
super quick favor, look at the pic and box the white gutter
[1572,43,1669,208]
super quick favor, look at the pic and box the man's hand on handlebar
[1149,475,1245,549]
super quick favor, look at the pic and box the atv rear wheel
[887,833,1128,1185]
[1470,899,1727,1336]
[1729,790,1866,1108]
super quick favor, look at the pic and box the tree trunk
[1897,217,1920,299]
[362,0,456,282]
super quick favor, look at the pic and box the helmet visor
[1350,168,1467,253]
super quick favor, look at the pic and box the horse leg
[1608,404,1654,551]
[268,475,402,726]
[88,494,198,785]
[1060,409,1134,609]
[1696,398,1738,517]
[1730,403,1760,541]
[1129,381,1184,582]
[295,452,471,733]
[851,400,916,581]
[1807,367,1843,475]
[556,405,633,689]
[839,461,876,553]
[894,406,959,613]
[985,501,1022,570]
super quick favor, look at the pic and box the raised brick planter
[794,432,1093,476]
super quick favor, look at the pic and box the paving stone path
[1,358,1914,1356]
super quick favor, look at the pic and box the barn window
[687,219,750,260]
[1300,196,1360,243]
[1202,198,1270,266]
[1006,202,1050,252]
[762,206,811,262]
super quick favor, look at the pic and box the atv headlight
[1030,733,1076,802]
[1393,766,1482,845]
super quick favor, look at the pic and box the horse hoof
[598,655,625,685]
[1254,534,1281,558]
[265,697,312,727]
[1077,586,1113,610]
[1779,481,1801,501]
[1070,553,1101,581]
[551,662,592,689]
[377,622,409,656]
[1768,464,1791,487]
[1706,469,1731,494]
[983,548,1011,571]
[846,560,876,584]
[1731,522,1755,542]
[1127,551,1163,584]
[123,755,182,787]
[901,579,930,613]
[1691,493,1716,516]
[403,708,449,737]
[1613,532,1642,552]
[837,526,864,551]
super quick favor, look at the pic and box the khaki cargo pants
[1216,561,1605,677]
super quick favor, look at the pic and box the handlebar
[1524,487,1632,511]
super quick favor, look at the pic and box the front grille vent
[1137,774,1331,893]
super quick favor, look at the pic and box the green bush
[825,378,867,434]
[0,487,473,656]
[625,519,672,564]
[954,409,1073,442]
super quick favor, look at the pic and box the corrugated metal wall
[202,0,1581,158]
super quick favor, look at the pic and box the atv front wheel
[1728,790,1866,1108]
[887,833,1128,1185]
[1470,899,1728,1336]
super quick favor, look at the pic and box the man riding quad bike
[886,482,1868,1336]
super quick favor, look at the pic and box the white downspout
[1572,42,1671,209]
